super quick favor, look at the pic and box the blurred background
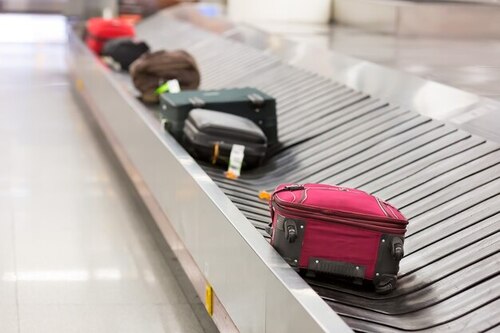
[1,0,500,99]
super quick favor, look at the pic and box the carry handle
[391,237,404,261]
[272,184,304,198]
[285,220,297,243]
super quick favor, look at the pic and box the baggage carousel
[69,5,500,332]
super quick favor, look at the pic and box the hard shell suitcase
[183,109,267,168]
[160,88,277,145]
[85,18,135,55]
[267,183,408,294]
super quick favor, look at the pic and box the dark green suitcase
[159,88,278,145]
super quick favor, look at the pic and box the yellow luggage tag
[258,191,271,201]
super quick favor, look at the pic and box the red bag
[267,183,408,293]
[85,18,135,55]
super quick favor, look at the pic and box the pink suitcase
[267,183,408,293]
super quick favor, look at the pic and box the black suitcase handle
[391,237,404,261]
[285,220,298,243]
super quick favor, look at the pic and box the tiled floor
[0,15,207,333]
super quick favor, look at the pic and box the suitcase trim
[308,258,366,279]
[272,184,408,230]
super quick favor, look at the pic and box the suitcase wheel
[374,274,397,294]
[163,120,171,131]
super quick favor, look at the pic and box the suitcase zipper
[384,201,402,220]
[275,186,404,222]
[273,185,406,225]
[273,198,406,227]
[375,197,390,218]
[272,201,406,234]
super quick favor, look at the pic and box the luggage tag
[225,144,245,179]
[155,79,181,95]
[157,79,181,129]
[258,190,272,201]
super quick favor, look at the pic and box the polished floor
[0,15,206,333]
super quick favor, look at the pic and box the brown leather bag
[130,50,200,103]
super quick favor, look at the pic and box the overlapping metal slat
[133,17,500,332]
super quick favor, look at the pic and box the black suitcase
[160,87,277,145]
[183,109,267,169]
[101,38,150,71]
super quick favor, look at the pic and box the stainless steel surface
[71,42,236,333]
[236,19,500,103]
[68,25,352,333]
[112,5,498,332]
[0,14,206,333]
[323,27,500,101]
[333,0,500,38]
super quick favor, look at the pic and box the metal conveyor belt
[122,15,500,332]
